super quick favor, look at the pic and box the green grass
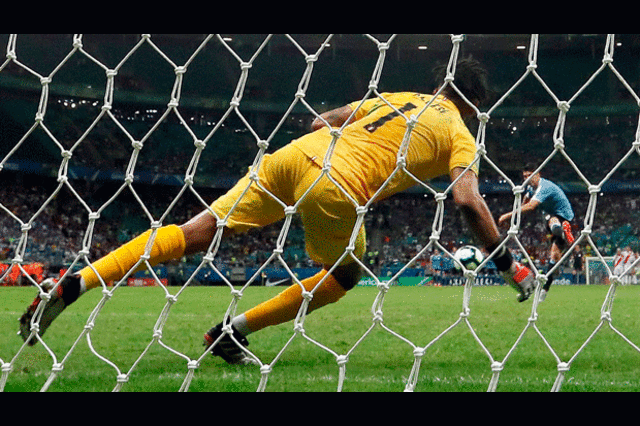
[2,284,640,392]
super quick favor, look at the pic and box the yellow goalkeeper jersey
[291,92,479,203]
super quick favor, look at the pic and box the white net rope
[1,34,639,392]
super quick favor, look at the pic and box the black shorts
[545,214,571,249]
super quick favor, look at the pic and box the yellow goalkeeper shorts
[209,143,365,266]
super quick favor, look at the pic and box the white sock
[231,314,252,337]
[78,275,87,295]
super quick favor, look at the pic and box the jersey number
[364,102,417,133]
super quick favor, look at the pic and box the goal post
[585,256,614,286]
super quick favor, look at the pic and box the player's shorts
[209,143,365,267]
[545,214,573,249]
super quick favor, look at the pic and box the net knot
[336,355,349,366]
[413,348,425,358]
[301,290,313,302]
[557,101,570,113]
[491,361,504,372]
[260,365,272,375]
[477,112,490,123]
[557,362,570,373]
[451,34,466,44]
[588,184,601,194]
[377,282,390,293]
[329,129,342,139]
[554,138,565,150]
[464,270,477,280]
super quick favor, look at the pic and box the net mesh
[1,34,640,392]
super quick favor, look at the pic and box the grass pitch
[2,283,640,392]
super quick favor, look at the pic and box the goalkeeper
[19,58,535,363]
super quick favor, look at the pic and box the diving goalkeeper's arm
[450,167,535,301]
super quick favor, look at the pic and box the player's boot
[18,275,82,345]
[562,220,575,245]
[502,262,536,302]
[203,323,257,365]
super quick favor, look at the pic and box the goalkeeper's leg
[232,261,360,334]
[18,148,289,345]
[19,223,193,345]
[204,262,361,364]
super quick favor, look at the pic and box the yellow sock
[243,269,347,333]
[80,225,186,290]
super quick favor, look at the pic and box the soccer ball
[453,245,484,271]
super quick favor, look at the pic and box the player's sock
[562,220,575,245]
[79,225,186,290]
[234,269,347,335]
[544,260,556,291]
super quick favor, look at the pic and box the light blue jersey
[526,178,574,221]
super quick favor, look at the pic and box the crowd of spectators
[1,170,638,286]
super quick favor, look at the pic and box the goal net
[2,34,640,392]
[585,256,614,285]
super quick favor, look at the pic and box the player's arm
[310,105,355,131]
[497,198,540,227]
[450,167,520,277]
[450,167,501,250]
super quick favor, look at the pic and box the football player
[499,163,575,301]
